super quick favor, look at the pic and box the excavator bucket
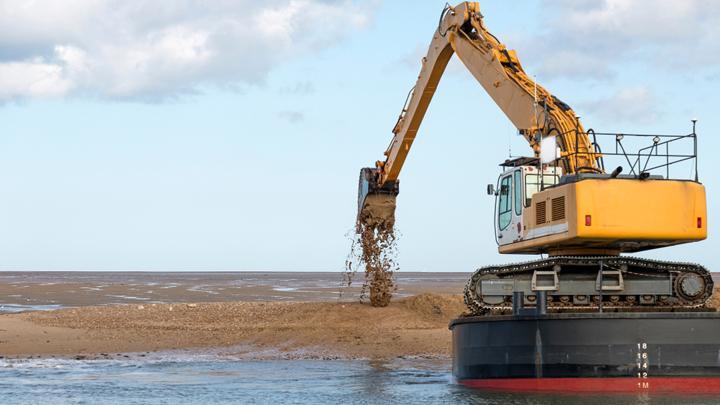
[357,168,399,229]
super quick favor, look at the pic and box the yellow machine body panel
[501,178,707,255]
[574,179,706,241]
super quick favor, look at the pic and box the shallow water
[0,356,717,404]
[0,303,63,313]
[0,271,470,311]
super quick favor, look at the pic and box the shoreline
[0,271,470,308]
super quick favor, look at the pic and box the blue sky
[0,0,718,272]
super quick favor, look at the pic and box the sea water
[0,355,717,404]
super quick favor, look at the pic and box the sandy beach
[0,294,465,360]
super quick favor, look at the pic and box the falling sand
[346,211,399,307]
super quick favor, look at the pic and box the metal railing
[560,121,699,181]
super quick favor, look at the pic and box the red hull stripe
[460,377,720,394]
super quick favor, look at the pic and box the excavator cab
[492,158,561,246]
[493,161,706,256]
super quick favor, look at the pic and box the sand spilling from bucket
[345,212,398,307]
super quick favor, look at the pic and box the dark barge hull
[449,312,720,394]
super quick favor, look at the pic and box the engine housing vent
[551,196,566,222]
[536,201,547,225]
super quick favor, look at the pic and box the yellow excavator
[357,2,711,314]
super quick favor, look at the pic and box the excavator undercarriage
[463,256,714,315]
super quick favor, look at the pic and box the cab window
[525,174,560,207]
[513,170,523,216]
[498,175,512,230]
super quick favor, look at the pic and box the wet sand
[0,271,468,309]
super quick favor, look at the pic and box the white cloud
[580,86,660,124]
[0,0,374,102]
[0,57,75,99]
[517,0,720,81]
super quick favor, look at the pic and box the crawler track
[463,256,713,315]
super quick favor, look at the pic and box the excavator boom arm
[377,2,599,188]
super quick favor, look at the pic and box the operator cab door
[496,169,524,245]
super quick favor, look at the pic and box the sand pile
[709,286,720,310]
[1,294,465,359]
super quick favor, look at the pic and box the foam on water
[187,285,220,295]
[103,294,151,301]
[273,287,298,292]
[0,304,64,313]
